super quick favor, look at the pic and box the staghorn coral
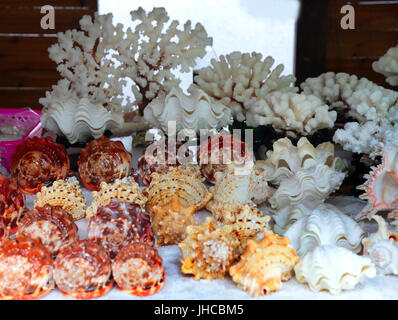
[229,232,299,296]
[373,45,398,86]
[194,51,297,121]
[179,217,238,280]
[245,92,336,137]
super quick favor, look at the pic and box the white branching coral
[373,45,398,86]
[244,92,336,137]
[40,8,212,142]
[194,51,297,121]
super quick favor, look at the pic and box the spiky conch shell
[229,232,299,296]
[284,203,366,256]
[78,136,132,191]
[10,136,70,194]
[0,174,25,234]
[34,177,86,220]
[295,245,376,295]
[362,216,398,275]
[178,217,239,280]
[112,243,165,297]
[143,165,212,215]
[17,205,79,257]
[357,143,398,223]
[86,176,146,219]
[0,235,54,300]
[151,194,196,246]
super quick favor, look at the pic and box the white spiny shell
[295,245,376,295]
[144,86,232,135]
[284,204,366,256]
[362,216,398,275]
[40,96,124,144]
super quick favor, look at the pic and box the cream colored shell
[144,86,232,135]
[144,165,212,215]
[34,177,86,220]
[229,232,299,296]
[295,245,376,295]
[86,177,147,219]
[284,204,366,256]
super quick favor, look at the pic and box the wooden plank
[0,0,97,10]
[0,88,47,109]
[0,8,95,34]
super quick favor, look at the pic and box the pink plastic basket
[0,108,42,173]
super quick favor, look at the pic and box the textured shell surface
[284,203,366,256]
[144,165,212,215]
[40,96,124,144]
[358,143,398,222]
[229,232,299,296]
[294,245,376,295]
[144,86,232,135]
[34,177,86,220]
[86,176,147,219]
[362,216,398,275]
[372,44,398,86]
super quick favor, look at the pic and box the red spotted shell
[0,174,25,234]
[88,199,154,259]
[112,243,165,296]
[0,235,54,300]
[137,138,193,186]
[78,137,132,191]
[54,239,113,299]
[17,205,78,257]
[10,137,70,194]
[198,132,253,184]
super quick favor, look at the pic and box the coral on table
[373,45,398,86]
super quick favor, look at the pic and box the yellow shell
[178,217,239,280]
[229,232,299,296]
[144,165,212,215]
[34,177,86,220]
[226,205,271,257]
[86,177,147,219]
[151,195,196,246]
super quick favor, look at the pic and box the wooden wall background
[0,0,98,110]
[296,0,398,89]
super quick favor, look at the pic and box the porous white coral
[143,86,231,135]
[373,45,398,86]
[194,51,297,121]
[245,92,336,137]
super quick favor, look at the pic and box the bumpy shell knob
[78,136,132,191]
[17,205,79,257]
[54,239,113,299]
[10,137,70,194]
[112,243,165,296]
[198,132,252,184]
[0,235,54,300]
[88,199,154,259]
[0,174,25,234]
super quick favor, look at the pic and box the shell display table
[24,191,398,300]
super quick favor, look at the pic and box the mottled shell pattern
[295,245,376,295]
[143,165,212,215]
[358,143,398,223]
[0,235,54,300]
[86,176,147,219]
[34,177,86,220]
[0,174,25,234]
[112,243,165,296]
[151,194,196,246]
[78,136,132,191]
[362,216,398,275]
[284,203,366,256]
[179,217,239,280]
[229,232,299,296]
[10,137,70,194]
[17,205,79,257]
